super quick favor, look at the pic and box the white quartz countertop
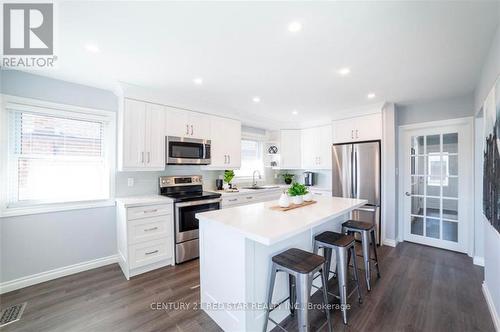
[115,195,173,207]
[196,196,367,245]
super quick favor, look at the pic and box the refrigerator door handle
[354,147,358,198]
[350,145,355,198]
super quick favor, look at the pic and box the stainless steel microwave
[166,136,211,165]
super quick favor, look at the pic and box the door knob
[405,192,411,196]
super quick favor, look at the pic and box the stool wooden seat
[272,248,325,273]
[342,219,374,230]
[315,231,355,247]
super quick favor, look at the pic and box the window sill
[1,199,116,218]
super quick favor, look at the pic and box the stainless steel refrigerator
[332,140,381,243]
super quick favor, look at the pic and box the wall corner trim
[483,281,500,332]
[0,254,119,294]
[473,256,485,267]
[383,239,398,247]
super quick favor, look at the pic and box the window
[234,139,265,179]
[3,97,115,214]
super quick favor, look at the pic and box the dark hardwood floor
[0,242,494,332]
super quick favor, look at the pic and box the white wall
[0,69,119,283]
[473,24,500,326]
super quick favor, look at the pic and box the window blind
[8,110,110,205]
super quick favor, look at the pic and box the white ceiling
[25,1,500,129]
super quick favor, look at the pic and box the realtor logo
[3,3,53,55]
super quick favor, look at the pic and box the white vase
[279,193,290,208]
[292,195,303,205]
[303,192,313,202]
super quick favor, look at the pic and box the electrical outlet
[127,178,134,187]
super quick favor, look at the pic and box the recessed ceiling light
[292,110,298,115]
[193,77,203,85]
[367,93,376,99]
[338,67,350,76]
[84,43,100,53]
[252,96,261,103]
[288,21,302,33]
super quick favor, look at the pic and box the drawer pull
[143,209,158,214]
[145,250,159,255]
[144,227,158,232]
[228,199,238,202]
[246,196,253,199]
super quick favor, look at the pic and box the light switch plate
[127,178,134,187]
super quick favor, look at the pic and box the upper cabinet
[332,113,382,143]
[301,125,332,169]
[204,116,241,169]
[165,108,210,139]
[280,130,302,169]
[119,99,166,171]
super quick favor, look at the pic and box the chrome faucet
[252,170,262,187]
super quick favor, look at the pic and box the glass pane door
[409,132,459,242]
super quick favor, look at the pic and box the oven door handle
[175,198,222,208]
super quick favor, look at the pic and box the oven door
[174,198,221,243]
[166,136,211,165]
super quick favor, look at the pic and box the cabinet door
[165,107,189,137]
[145,103,166,169]
[301,128,316,169]
[123,99,146,168]
[332,117,356,143]
[355,113,382,141]
[280,130,301,169]
[189,112,211,139]
[225,118,241,168]
[318,125,332,169]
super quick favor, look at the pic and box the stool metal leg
[323,247,332,280]
[263,263,277,332]
[289,275,296,316]
[336,247,349,325]
[361,230,372,291]
[371,229,381,278]
[320,267,333,332]
[296,273,312,332]
[350,245,363,304]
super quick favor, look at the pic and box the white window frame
[233,137,266,183]
[0,95,116,217]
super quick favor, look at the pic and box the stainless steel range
[159,175,221,263]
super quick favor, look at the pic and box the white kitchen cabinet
[119,99,165,171]
[280,130,302,169]
[204,116,241,169]
[332,113,382,143]
[221,189,281,208]
[165,107,210,139]
[300,125,332,169]
[116,197,174,280]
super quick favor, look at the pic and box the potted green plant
[224,170,235,189]
[287,182,308,205]
[281,173,295,185]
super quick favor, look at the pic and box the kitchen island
[196,196,367,331]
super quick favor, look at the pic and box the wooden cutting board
[270,200,317,211]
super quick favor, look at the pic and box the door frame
[397,117,474,256]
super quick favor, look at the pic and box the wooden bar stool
[342,220,381,291]
[313,231,362,325]
[263,248,332,332]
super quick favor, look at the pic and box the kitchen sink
[242,185,280,190]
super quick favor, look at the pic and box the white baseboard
[0,255,119,294]
[383,238,398,247]
[473,256,485,266]
[483,281,500,332]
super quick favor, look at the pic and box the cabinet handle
[147,152,151,163]
[144,227,158,232]
[186,124,189,135]
[190,125,193,136]
[246,196,253,199]
[141,152,144,163]
[314,192,322,195]
[224,155,227,164]
[143,209,158,214]
[228,198,238,202]
[351,130,354,139]
[355,129,359,139]
[145,250,159,255]
[228,155,231,164]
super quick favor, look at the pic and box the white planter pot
[303,192,313,202]
[279,193,290,208]
[292,195,303,205]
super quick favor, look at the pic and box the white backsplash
[276,169,332,188]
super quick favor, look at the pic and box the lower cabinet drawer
[222,196,241,207]
[127,204,171,220]
[128,215,172,245]
[128,238,172,269]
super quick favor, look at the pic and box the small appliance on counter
[159,175,221,263]
[215,179,223,190]
[304,171,315,186]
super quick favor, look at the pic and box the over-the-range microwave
[166,136,211,165]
